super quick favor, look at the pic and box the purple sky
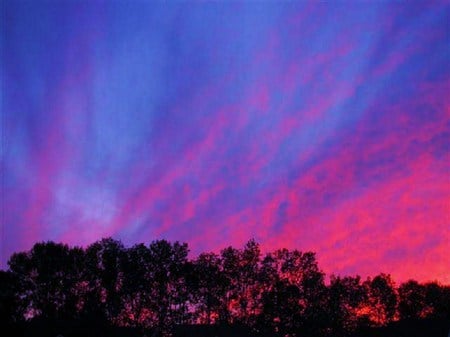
[2,1,449,283]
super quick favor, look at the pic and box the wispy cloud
[2,1,449,283]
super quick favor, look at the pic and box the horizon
[3,237,450,336]
[2,1,449,284]
[1,237,448,287]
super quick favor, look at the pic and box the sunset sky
[2,1,449,283]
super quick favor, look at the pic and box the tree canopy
[2,239,449,337]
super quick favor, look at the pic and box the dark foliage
[351,317,449,337]
[2,239,449,337]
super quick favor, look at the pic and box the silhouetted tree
[192,252,223,324]
[292,252,328,337]
[220,245,241,324]
[8,241,84,320]
[119,243,153,327]
[6,251,33,320]
[398,279,427,319]
[259,279,302,335]
[256,249,328,337]
[147,240,189,334]
[422,281,450,320]
[83,238,126,321]
[236,239,261,325]
[362,273,397,326]
[326,275,367,336]
[0,270,20,324]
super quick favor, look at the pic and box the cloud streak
[2,1,449,283]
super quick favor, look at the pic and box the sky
[1,1,449,284]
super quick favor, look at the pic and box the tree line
[1,238,449,336]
